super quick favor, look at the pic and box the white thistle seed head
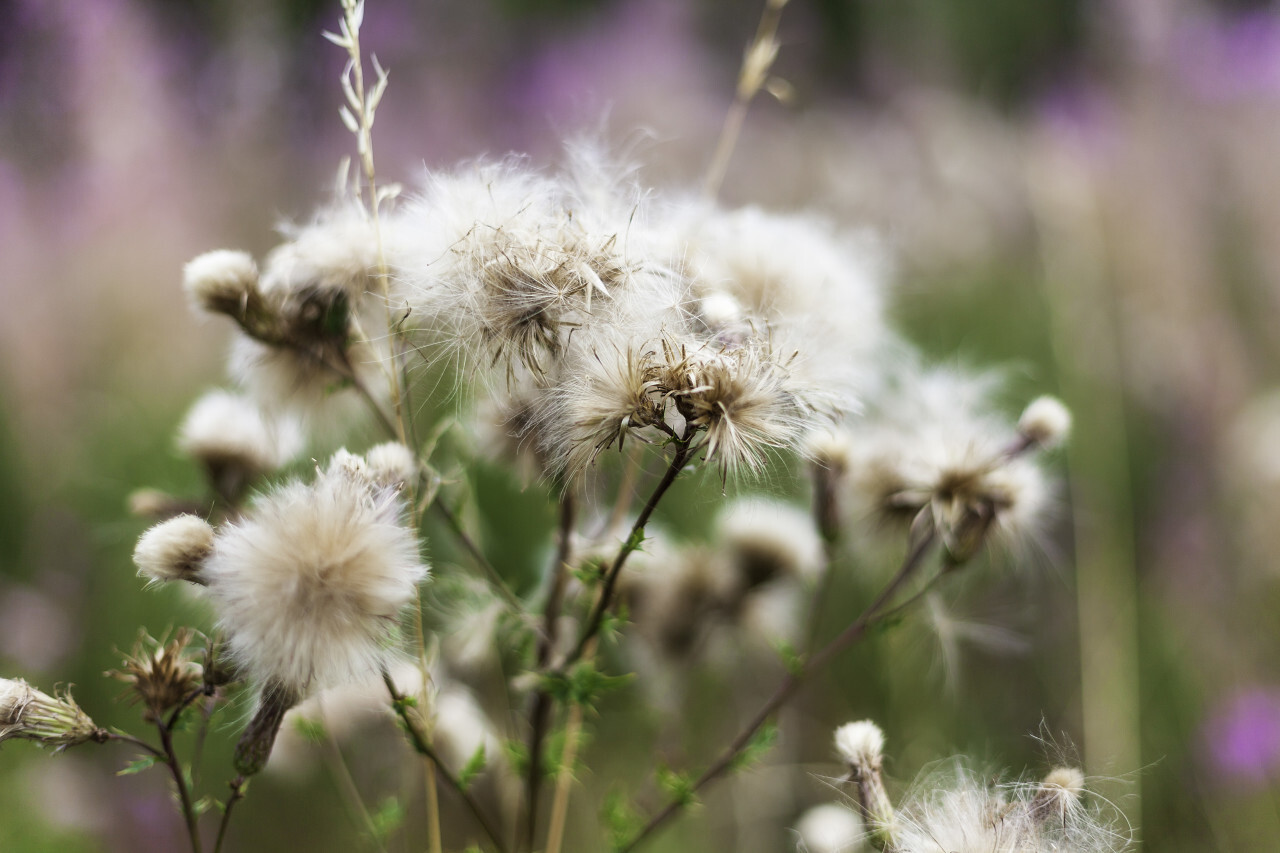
[364,442,418,489]
[202,459,428,695]
[715,497,824,589]
[835,720,885,770]
[133,515,216,584]
[178,391,303,500]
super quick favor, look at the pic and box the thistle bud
[834,720,897,849]
[0,679,101,750]
[133,515,215,584]
[234,681,301,777]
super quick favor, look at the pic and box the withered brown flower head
[108,628,204,722]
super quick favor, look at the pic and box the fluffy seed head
[715,497,824,589]
[178,390,302,500]
[133,515,216,584]
[835,720,885,771]
[0,679,99,750]
[1018,396,1072,450]
[183,250,259,318]
[202,458,428,694]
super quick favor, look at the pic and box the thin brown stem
[618,522,938,853]
[213,776,246,853]
[383,672,509,853]
[102,730,164,759]
[157,720,203,853]
[563,434,696,668]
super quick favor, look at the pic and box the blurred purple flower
[1177,10,1280,102]
[1204,687,1280,784]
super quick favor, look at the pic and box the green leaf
[773,639,804,676]
[504,739,530,777]
[192,796,215,817]
[656,765,697,808]
[458,744,487,791]
[622,526,647,555]
[116,755,161,776]
[602,791,643,852]
[369,796,405,844]
[729,721,778,773]
[540,661,633,709]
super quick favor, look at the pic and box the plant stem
[157,720,203,853]
[383,671,509,853]
[102,730,165,759]
[322,731,386,851]
[522,491,576,851]
[563,434,696,668]
[618,522,937,852]
[544,645,591,853]
[213,776,246,853]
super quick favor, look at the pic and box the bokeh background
[3,0,1279,850]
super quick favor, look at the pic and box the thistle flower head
[183,250,260,318]
[848,367,1053,563]
[661,335,813,476]
[178,390,303,502]
[202,451,428,695]
[107,629,204,723]
[543,339,667,479]
[715,497,824,590]
[0,679,99,750]
[364,442,418,489]
[834,719,885,771]
[133,514,216,584]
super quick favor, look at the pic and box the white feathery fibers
[715,496,824,587]
[228,333,383,429]
[846,365,1052,559]
[133,515,216,584]
[258,203,385,305]
[892,763,1128,853]
[834,720,885,770]
[794,803,862,853]
[177,389,302,474]
[183,250,259,317]
[202,456,427,694]
[674,201,890,412]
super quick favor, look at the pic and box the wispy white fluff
[202,453,427,694]
[794,803,862,853]
[892,763,1128,853]
[846,365,1052,560]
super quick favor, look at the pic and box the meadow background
[1,0,1277,850]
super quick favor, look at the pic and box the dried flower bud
[834,720,897,849]
[107,629,204,723]
[0,678,101,750]
[1017,396,1072,451]
[183,250,260,318]
[133,515,215,584]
